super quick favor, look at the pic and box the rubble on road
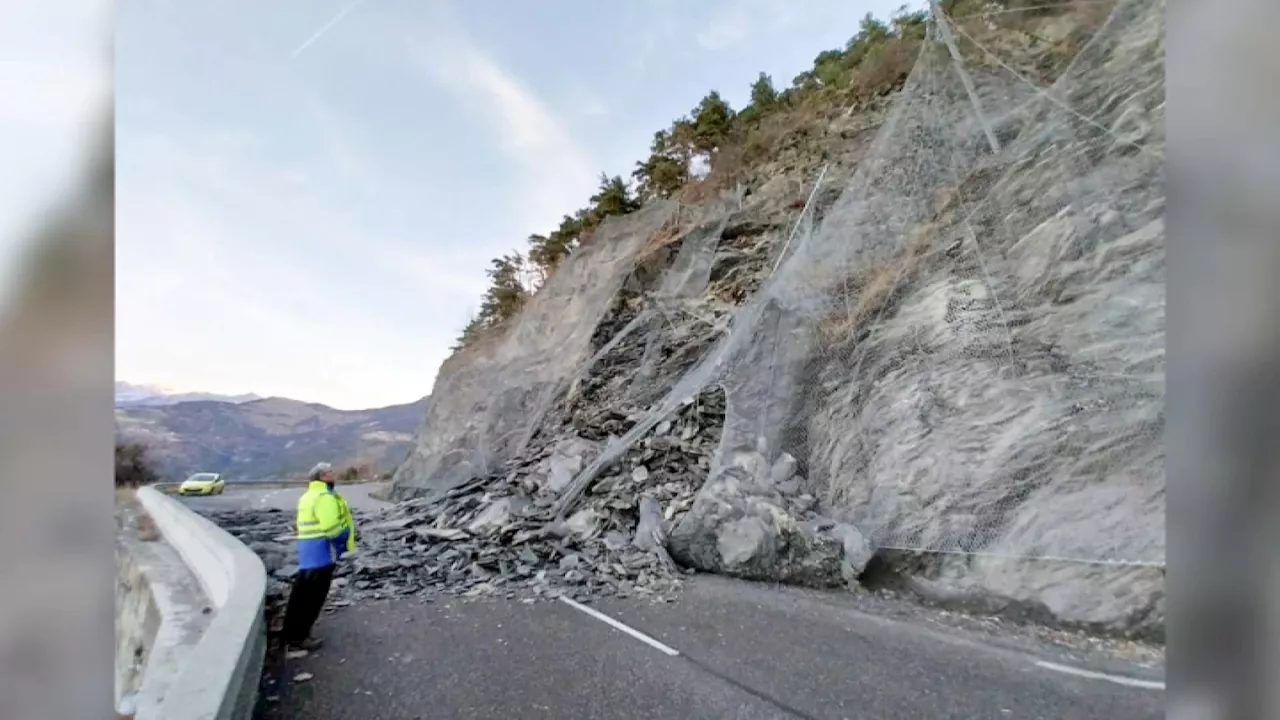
[209,489,689,626]
[201,390,877,623]
[199,396,727,618]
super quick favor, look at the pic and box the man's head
[308,462,335,489]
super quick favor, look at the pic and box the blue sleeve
[331,527,351,557]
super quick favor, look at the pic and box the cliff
[390,0,1164,637]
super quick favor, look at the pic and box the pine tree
[476,252,528,327]
[812,48,848,87]
[632,153,687,200]
[749,72,779,110]
[527,216,582,278]
[891,7,928,41]
[633,127,693,199]
[589,173,640,219]
[858,12,892,43]
[689,91,735,155]
[453,312,487,350]
[668,119,697,167]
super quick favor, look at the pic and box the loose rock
[199,403,863,619]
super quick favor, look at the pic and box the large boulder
[668,463,872,588]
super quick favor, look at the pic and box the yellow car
[178,472,226,496]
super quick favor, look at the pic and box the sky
[105,0,911,410]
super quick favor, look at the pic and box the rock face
[384,0,1165,637]
[792,0,1166,636]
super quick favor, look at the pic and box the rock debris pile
[206,480,687,626]
[203,389,877,623]
[201,397,722,619]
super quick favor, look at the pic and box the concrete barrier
[135,487,267,720]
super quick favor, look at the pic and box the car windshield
[186,473,219,483]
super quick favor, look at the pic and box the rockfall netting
[804,0,1164,566]
[561,0,1163,567]
[399,0,1165,577]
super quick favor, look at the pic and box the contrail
[290,0,367,59]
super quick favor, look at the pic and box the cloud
[407,11,597,235]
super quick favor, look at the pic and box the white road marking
[1035,660,1165,690]
[258,489,284,506]
[557,596,680,657]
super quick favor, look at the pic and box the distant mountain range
[114,384,428,482]
[115,381,262,407]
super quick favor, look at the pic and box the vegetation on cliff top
[451,6,932,350]
[452,0,1091,350]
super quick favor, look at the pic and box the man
[282,462,350,651]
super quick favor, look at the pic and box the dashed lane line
[1035,660,1165,691]
[556,596,817,719]
[556,594,1164,696]
[556,595,680,656]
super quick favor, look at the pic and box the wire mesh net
[400,0,1165,568]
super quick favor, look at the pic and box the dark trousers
[282,565,334,644]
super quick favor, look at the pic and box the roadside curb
[136,487,267,720]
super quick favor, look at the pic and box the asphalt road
[185,487,1165,720]
[178,481,390,514]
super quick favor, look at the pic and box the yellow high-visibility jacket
[335,492,357,553]
[295,481,347,569]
